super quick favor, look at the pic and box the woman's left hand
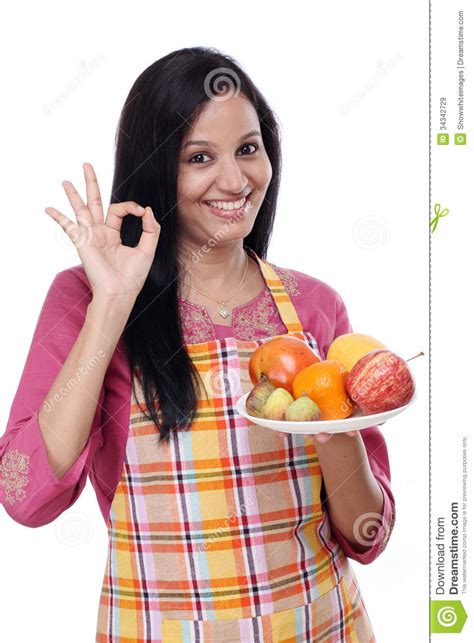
[315,430,359,443]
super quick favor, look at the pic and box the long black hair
[112,46,282,444]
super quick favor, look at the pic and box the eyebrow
[181,129,262,150]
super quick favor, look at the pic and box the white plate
[235,391,416,434]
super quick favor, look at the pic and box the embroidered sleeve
[0,269,105,528]
[0,448,30,506]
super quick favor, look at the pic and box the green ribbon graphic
[430,600,468,633]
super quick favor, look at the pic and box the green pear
[285,394,320,422]
[262,388,294,420]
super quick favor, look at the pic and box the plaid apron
[96,251,376,642]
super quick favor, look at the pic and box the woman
[0,47,395,641]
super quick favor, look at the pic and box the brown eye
[189,152,212,164]
[238,143,259,155]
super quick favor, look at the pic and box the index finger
[105,201,146,232]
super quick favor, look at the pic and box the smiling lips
[205,193,252,210]
[203,193,253,219]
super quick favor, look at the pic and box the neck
[177,240,251,301]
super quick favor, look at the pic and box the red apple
[346,349,415,415]
[249,335,320,392]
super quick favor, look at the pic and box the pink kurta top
[0,257,395,564]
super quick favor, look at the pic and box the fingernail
[138,206,145,213]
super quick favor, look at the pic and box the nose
[214,156,249,195]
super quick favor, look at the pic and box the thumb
[315,432,332,443]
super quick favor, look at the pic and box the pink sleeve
[325,292,396,564]
[0,268,105,528]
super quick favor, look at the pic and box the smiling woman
[0,46,394,642]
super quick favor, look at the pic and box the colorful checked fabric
[96,252,376,642]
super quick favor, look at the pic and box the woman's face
[177,94,273,249]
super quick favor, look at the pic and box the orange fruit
[291,360,354,420]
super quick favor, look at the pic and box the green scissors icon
[430,203,449,234]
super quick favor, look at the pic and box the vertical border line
[428,0,432,640]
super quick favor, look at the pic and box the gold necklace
[180,254,250,319]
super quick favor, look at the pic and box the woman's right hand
[45,162,161,303]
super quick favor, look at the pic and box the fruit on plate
[285,394,320,422]
[261,388,294,420]
[292,360,354,420]
[245,378,277,418]
[345,349,415,414]
[249,336,320,392]
[327,333,386,372]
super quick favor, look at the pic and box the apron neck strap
[245,246,304,334]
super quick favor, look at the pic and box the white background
[0,1,429,641]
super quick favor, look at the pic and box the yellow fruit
[285,394,320,422]
[262,388,294,420]
[326,333,386,372]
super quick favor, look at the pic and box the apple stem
[406,351,425,362]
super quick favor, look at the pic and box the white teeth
[207,196,247,210]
